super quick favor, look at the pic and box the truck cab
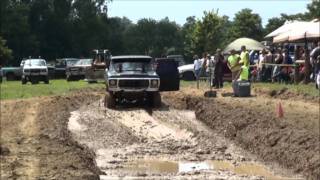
[104,55,179,108]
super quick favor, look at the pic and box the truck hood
[107,70,158,77]
[23,66,47,70]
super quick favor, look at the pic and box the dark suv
[54,58,79,78]
[104,56,179,108]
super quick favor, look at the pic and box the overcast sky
[108,0,310,26]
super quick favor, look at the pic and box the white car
[178,64,196,80]
[22,59,49,84]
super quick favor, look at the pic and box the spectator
[240,45,249,67]
[310,41,320,80]
[257,49,267,81]
[214,49,224,88]
[272,48,283,82]
[227,49,241,81]
[193,55,201,80]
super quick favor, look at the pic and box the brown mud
[162,89,320,180]
[0,90,103,179]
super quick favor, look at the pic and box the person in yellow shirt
[227,49,241,80]
[239,45,249,67]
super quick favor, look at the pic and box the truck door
[155,58,180,91]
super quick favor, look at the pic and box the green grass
[252,82,319,97]
[0,79,105,100]
[180,80,319,97]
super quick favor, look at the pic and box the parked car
[21,59,49,84]
[178,61,232,81]
[167,55,186,67]
[104,55,179,108]
[54,58,79,78]
[1,66,22,80]
[66,58,92,81]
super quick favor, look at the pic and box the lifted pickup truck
[104,56,179,108]
[22,59,49,84]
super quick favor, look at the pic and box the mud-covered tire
[151,92,161,108]
[105,93,116,109]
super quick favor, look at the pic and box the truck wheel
[21,78,27,85]
[104,93,116,109]
[44,77,49,84]
[152,92,161,108]
[66,75,72,81]
[182,71,196,81]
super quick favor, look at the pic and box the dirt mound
[1,91,103,179]
[254,87,319,103]
[163,91,320,180]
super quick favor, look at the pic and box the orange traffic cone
[276,102,284,118]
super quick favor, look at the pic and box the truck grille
[30,69,40,73]
[118,80,149,89]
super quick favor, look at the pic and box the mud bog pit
[67,99,305,179]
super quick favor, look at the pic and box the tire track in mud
[162,91,319,180]
[69,99,302,179]
[19,102,40,179]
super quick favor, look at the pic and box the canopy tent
[223,37,265,53]
[273,21,320,43]
[265,21,310,38]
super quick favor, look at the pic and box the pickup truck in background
[54,58,79,78]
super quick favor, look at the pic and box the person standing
[310,41,320,80]
[240,45,249,67]
[227,49,241,81]
[257,49,266,81]
[214,49,224,88]
[193,55,201,80]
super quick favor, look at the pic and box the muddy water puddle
[68,102,304,179]
[115,159,296,179]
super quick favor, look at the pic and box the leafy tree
[182,16,197,61]
[1,1,39,65]
[190,10,228,56]
[228,8,263,42]
[0,36,12,65]
[306,0,320,19]
[264,17,286,36]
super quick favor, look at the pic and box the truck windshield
[66,59,79,66]
[112,62,152,72]
[75,59,92,65]
[25,60,46,66]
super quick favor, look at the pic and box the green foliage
[306,0,320,19]
[0,36,12,65]
[264,17,286,36]
[1,0,318,66]
[228,8,263,42]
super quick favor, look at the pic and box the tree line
[0,0,319,66]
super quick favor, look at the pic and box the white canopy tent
[273,21,320,43]
[265,21,310,38]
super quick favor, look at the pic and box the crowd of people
[192,41,320,90]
